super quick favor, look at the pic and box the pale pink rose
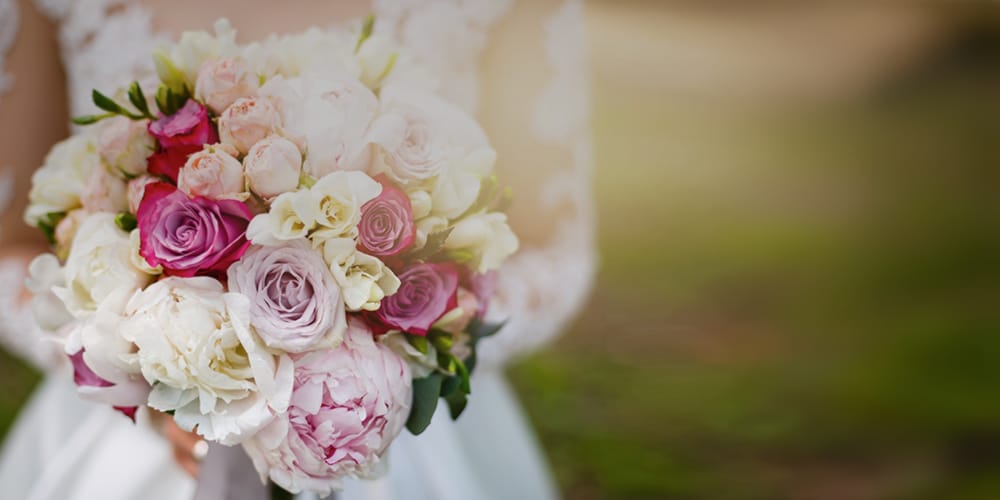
[177,145,246,200]
[244,136,301,200]
[126,176,158,214]
[97,116,154,177]
[195,58,260,114]
[81,166,128,214]
[218,97,282,154]
[242,320,411,495]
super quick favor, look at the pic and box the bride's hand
[150,411,207,478]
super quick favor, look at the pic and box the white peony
[121,277,294,445]
[445,212,519,273]
[24,134,101,227]
[319,237,400,312]
[25,254,73,332]
[80,165,129,214]
[52,213,154,319]
[96,116,154,178]
[268,76,379,178]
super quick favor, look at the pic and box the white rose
[121,277,294,445]
[319,237,400,312]
[195,57,260,114]
[307,171,381,240]
[218,97,282,155]
[80,165,129,214]
[444,212,519,272]
[24,135,100,226]
[52,213,154,319]
[273,76,379,178]
[177,145,247,200]
[370,84,489,189]
[431,147,496,219]
[96,116,154,177]
[244,136,302,200]
[25,254,73,332]
[246,190,315,246]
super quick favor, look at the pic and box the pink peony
[147,100,219,182]
[69,349,138,422]
[227,242,347,353]
[370,262,459,336]
[358,177,415,257]
[242,320,411,495]
[136,182,251,277]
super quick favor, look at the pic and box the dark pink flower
[137,182,251,277]
[371,262,459,336]
[69,349,138,422]
[358,177,415,257]
[147,100,218,181]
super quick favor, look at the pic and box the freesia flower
[319,237,400,312]
[444,212,519,273]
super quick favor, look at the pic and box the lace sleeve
[0,0,17,98]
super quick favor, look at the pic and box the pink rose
[127,176,159,214]
[370,262,459,336]
[242,320,411,495]
[244,136,302,200]
[69,349,139,422]
[227,242,347,353]
[195,58,260,114]
[358,177,415,257]
[147,100,219,182]
[218,97,282,154]
[177,145,246,199]
[137,182,251,277]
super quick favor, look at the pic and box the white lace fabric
[0,0,596,371]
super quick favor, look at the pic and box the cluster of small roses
[22,19,517,495]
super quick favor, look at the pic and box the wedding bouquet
[23,17,517,495]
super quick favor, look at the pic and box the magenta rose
[358,177,415,257]
[372,262,459,336]
[147,100,219,181]
[137,182,251,277]
[69,349,138,421]
[242,320,411,495]
[228,242,348,353]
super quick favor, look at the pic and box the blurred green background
[3,3,1000,500]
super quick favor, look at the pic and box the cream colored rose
[121,277,294,445]
[177,145,247,200]
[52,213,154,319]
[319,237,400,312]
[445,212,519,273]
[97,116,155,178]
[195,57,259,114]
[24,135,100,227]
[218,97,282,155]
[244,136,302,200]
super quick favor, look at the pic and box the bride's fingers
[172,446,200,478]
[162,417,204,478]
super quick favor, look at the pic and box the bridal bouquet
[23,18,517,494]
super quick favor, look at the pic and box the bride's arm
[0,0,70,370]
[475,0,597,369]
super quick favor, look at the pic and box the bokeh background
[3,2,1000,499]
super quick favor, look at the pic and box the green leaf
[37,212,67,245]
[71,113,114,126]
[92,89,127,114]
[454,355,471,394]
[468,318,506,341]
[440,375,461,398]
[407,227,453,262]
[128,82,153,119]
[406,373,443,435]
[406,334,430,355]
[444,390,468,420]
[355,14,376,53]
[114,212,137,232]
[270,483,294,500]
[152,49,189,96]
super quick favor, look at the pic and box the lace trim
[0,0,18,99]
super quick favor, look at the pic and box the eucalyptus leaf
[405,373,443,435]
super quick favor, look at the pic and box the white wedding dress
[0,1,595,499]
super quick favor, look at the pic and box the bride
[0,0,595,498]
